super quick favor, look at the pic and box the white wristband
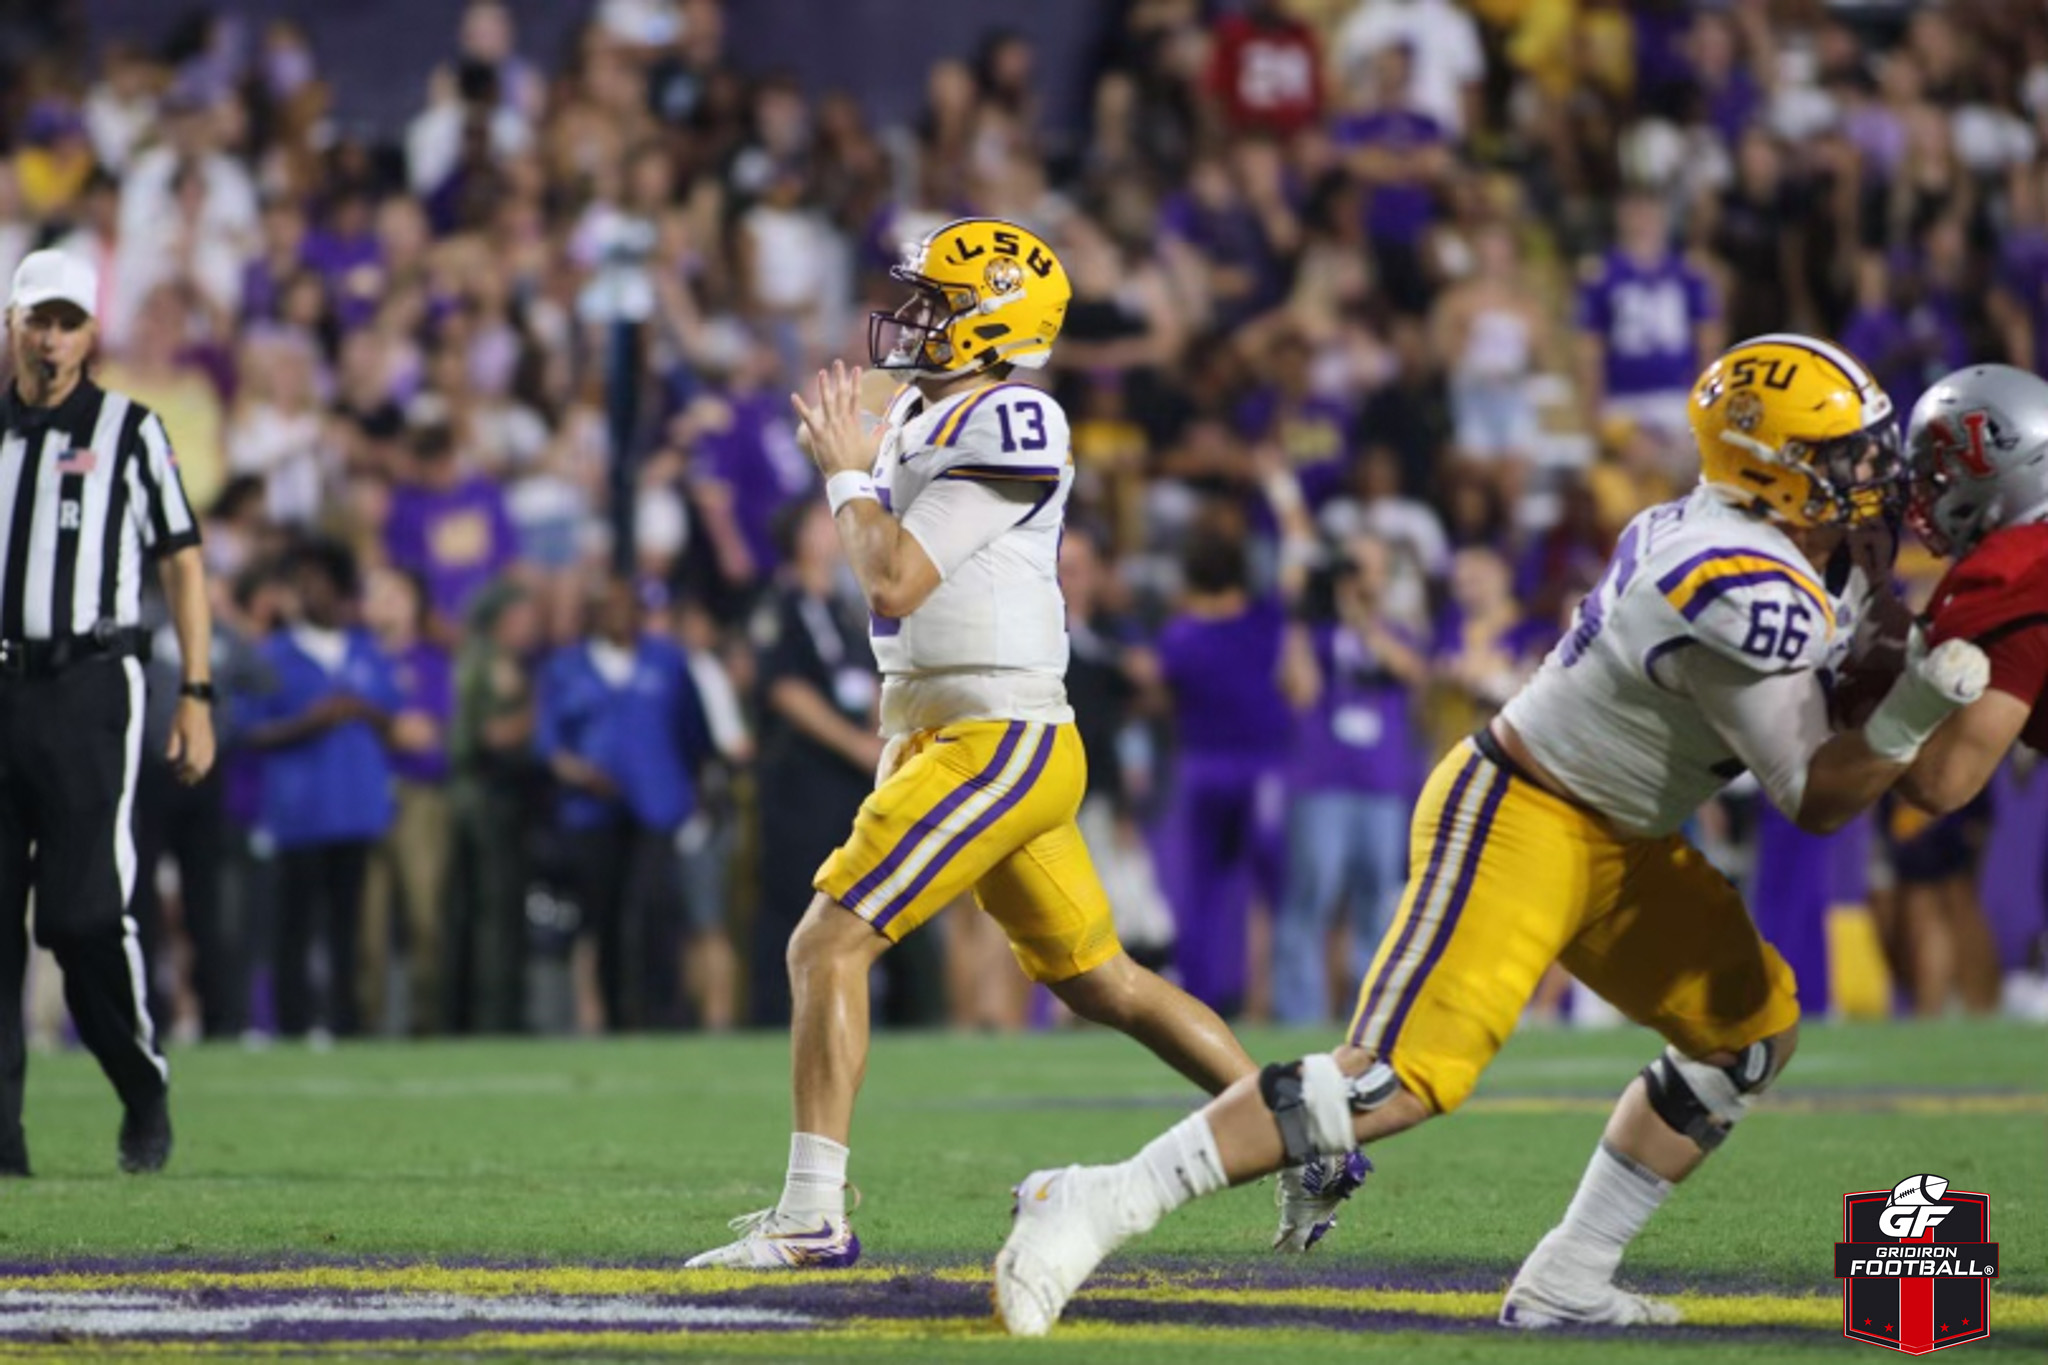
[826,470,879,516]
[1862,635,1989,763]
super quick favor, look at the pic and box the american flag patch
[54,447,97,474]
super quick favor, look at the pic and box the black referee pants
[0,659,169,1163]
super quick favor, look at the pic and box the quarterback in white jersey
[687,218,1357,1272]
[992,335,1991,1337]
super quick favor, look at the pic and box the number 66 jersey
[1500,485,1852,837]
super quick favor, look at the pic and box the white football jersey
[870,380,1075,736]
[1501,487,1861,837]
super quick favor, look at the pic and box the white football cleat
[1273,1151,1372,1252]
[994,1166,1129,1336]
[682,1206,861,1270]
[1500,1232,1680,1328]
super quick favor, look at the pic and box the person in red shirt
[1207,0,1324,137]
[1898,364,2048,813]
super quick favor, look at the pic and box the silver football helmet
[1906,364,2048,556]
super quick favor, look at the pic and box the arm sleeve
[1669,643,1834,819]
[131,412,202,556]
[898,476,1042,579]
[1986,622,2048,704]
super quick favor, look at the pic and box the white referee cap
[9,249,97,319]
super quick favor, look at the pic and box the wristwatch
[179,681,217,704]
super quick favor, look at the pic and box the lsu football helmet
[1905,363,2048,557]
[869,217,1071,379]
[1689,333,1901,528]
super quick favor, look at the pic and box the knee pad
[1640,1039,1779,1152]
[1259,1054,1402,1164]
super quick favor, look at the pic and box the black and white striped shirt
[0,379,200,641]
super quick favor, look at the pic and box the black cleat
[0,1133,28,1178]
[118,1094,172,1174]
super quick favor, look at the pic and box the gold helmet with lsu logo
[869,217,1071,379]
[1689,333,1902,527]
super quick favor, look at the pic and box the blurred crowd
[2,0,2045,1043]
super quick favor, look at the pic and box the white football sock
[1546,1140,1671,1280]
[777,1132,849,1221]
[1120,1112,1227,1234]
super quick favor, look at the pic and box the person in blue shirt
[242,539,400,1041]
[535,576,710,1030]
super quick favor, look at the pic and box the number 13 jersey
[1501,486,1850,837]
[871,380,1076,737]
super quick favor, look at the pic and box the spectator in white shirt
[1334,0,1484,138]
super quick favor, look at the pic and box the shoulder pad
[884,383,923,429]
[1655,545,1837,672]
[926,382,1070,484]
[1929,523,2048,646]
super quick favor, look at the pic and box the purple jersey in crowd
[1157,597,1292,760]
[387,639,455,786]
[1290,622,1421,797]
[1329,109,1445,246]
[695,389,815,575]
[300,228,383,332]
[385,476,519,624]
[1234,388,1353,507]
[1574,251,1716,398]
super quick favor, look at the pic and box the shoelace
[724,1182,864,1236]
[725,1207,776,1235]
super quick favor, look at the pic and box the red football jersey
[1207,15,1324,136]
[1926,522,2048,752]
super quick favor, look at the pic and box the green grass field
[2,1017,2042,1362]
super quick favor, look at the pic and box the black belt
[1471,724,1535,784]
[0,627,150,678]
[1471,723,1604,819]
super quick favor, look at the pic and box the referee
[0,250,214,1176]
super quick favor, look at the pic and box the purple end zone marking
[0,1255,1839,1298]
[0,1258,1890,1346]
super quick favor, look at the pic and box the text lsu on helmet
[1905,363,2048,557]
[1689,333,1902,528]
[869,217,1071,379]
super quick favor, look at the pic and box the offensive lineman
[687,218,1360,1269]
[995,335,1991,1334]
[1893,364,2048,810]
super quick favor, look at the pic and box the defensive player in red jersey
[1898,364,2048,813]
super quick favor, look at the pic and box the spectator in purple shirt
[1159,151,1289,331]
[1686,10,1761,145]
[383,420,520,633]
[1152,527,1291,1016]
[240,196,309,326]
[1233,328,1353,508]
[360,565,455,1036]
[1333,44,1453,316]
[1428,546,1550,752]
[1839,252,1919,419]
[1271,534,1427,1025]
[1574,189,1720,477]
[302,189,384,334]
[686,343,818,597]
